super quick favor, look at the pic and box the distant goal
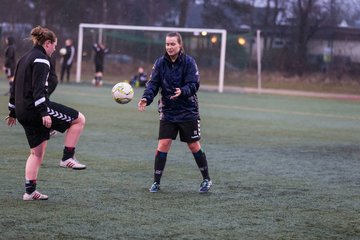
[76,23,227,92]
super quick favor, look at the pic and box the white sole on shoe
[23,191,48,201]
[60,158,86,170]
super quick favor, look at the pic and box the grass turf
[1,81,360,239]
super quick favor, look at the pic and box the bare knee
[78,112,86,125]
[187,141,201,153]
[157,139,172,152]
[30,149,45,160]
[73,112,86,127]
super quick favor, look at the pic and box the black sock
[62,146,75,161]
[154,151,167,184]
[193,149,210,180]
[25,179,37,194]
[95,76,102,83]
[9,81,13,91]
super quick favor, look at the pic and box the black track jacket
[8,45,51,120]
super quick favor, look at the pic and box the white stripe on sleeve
[8,103,15,109]
[34,97,46,107]
[34,58,50,68]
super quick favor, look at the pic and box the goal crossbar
[76,23,227,92]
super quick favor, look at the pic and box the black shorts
[159,119,201,143]
[95,64,103,73]
[19,101,79,148]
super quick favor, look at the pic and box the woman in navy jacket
[138,32,212,193]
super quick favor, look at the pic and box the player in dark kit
[138,32,212,193]
[92,42,109,86]
[60,38,75,83]
[5,26,87,201]
[3,36,16,95]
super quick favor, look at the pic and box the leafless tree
[282,0,328,75]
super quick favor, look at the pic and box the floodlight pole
[219,31,227,93]
[256,29,262,94]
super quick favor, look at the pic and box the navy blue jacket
[142,51,200,122]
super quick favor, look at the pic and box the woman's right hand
[137,98,147,112]
[42,115,52,128]
[5,116,16,127]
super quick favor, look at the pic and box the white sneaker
[60,158,86,170]
[23,190,48,201]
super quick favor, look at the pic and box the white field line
[202,103,360,121]
[200,85,360,101]
[59,88,360,121]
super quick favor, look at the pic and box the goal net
[76,23,227,92]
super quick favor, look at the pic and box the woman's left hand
[170,88,181,99]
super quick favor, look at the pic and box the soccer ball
[111,82,134,104]
[59,48,67,56]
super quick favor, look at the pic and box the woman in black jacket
[6,26,87,201]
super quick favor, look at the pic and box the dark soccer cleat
[199,179,212,193]
[149,182,160,193]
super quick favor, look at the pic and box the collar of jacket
[34,45,47,55]
[164,50,185,63]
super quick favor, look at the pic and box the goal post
[76,23,227,93]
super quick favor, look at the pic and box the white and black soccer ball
[111,82,134,104]
[59,48,67,56]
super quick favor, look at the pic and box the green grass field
[1,80,360,239]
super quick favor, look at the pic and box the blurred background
[1,0,360,94]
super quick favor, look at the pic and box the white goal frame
[76,23,227,93]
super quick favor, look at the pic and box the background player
[3,36,16,95]
[92,42,109,86]
[60,38,75,83]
